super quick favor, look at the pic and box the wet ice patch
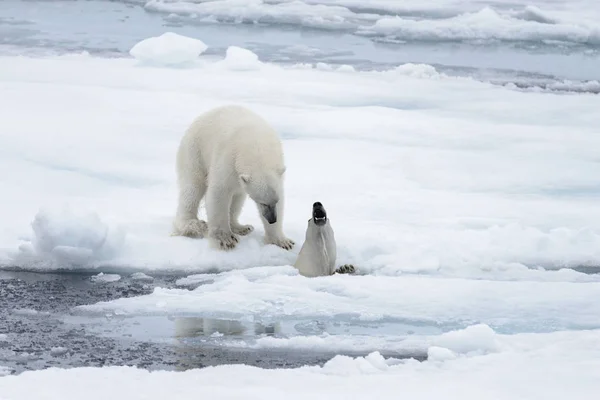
[130,32,208,66]
[77,267,600,333]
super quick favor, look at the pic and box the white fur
[294,218,338,277]
[172,105,294,251]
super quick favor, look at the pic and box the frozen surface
[1,328,599,399]
[129,32,208,66]
[1,52,599,279]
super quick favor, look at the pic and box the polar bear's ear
[277,166,287,176]
[240,174,251,184]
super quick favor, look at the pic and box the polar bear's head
[240,167,285,224]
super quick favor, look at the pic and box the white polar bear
[294,202,356,277]
[172,104,295,251]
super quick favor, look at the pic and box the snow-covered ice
[1,328,599,399]
[129,32,208,66]
[1,51,599,279]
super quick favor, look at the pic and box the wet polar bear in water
[172,105,294,251]
[294,202,356,277]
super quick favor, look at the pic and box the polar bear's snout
[312,202,327,226]
[259,203,278,224]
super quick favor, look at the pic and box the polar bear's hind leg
[172,181,208,238]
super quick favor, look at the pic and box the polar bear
[172,105,295,251]
[294,202,356,277]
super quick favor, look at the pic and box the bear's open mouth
[312,202,327,225]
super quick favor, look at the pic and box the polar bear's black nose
[313,202,322,208]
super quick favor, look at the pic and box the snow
[1,50,599,279]
[129,32,208,66]
[1,328,599,399]
[0,334,8,342]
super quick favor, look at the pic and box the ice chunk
[13,207,125,269]
[433,324,500,355]
[91,272,121,283]
[130,32,208,66]
[130,272,154,282]
[218,46,263,71]
[336,65,356,73]
[50,347,69,357]
[427,346,457,361]
[0,334,8,342]
[391,63,444,79]
[13,309,50,317]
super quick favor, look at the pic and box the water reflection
[174,317,280,338]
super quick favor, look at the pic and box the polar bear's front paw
[173,219,208,238]
[231,223,254,236]
[335,264,356,274]
[266,236,295,250]
[210,229,239,251]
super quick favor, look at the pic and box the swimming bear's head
[312,201,327,226]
